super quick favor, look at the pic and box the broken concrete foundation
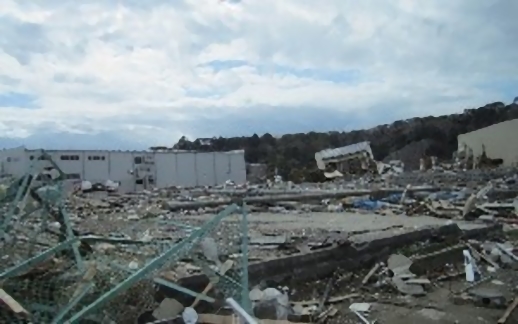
[160,223,502,306]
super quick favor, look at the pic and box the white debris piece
[49,221,61,229]
[476,182,493,199]
[463,249,480,282]
[81,181,92,191]
[105,180,119,191]
[201,237,222,269]
[258,287,289,320]
[139,229,153,243]
[349,302,371,312]
[387,254,413,277]
[128,261,139,270]
[249,287,264,301]
[182,307,198,324]
[262,287,282,300]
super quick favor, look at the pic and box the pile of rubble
[278,232,518,324]
[4,151,518,323]
[64,169,517,226]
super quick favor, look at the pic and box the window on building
[30,155,34,160]
[37,155,48,161]
[88,156,92,160]
[65,173,81,179]
[93,156,100,161]
[62,155,80,161]
[101,156,106,160]
[134,156,142,164]
[135,179,144,185]
[148,176,155,184]
[6,157,11,162]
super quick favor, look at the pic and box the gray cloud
[0,0,516,149]
[0,16,48,65]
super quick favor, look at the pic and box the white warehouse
[0,147,247,192]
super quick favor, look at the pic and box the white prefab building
[0,147,247,193]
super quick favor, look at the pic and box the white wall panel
[214,152,231,185]
[155,152,177,188]
[2,147,30,176]
[108,152,134,184]
[228,152,247,184]
[195,152,215,186]
[176,153,196,187]
[84,151,109,183]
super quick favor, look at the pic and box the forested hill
[173,101,518,182]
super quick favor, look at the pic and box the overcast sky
[0,0,517,149]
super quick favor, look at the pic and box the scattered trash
[463,249,481,282]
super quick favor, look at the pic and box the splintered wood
[498,296,518,324]
[191,260,234,308]
[0,288,28,315]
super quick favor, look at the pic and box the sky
[0,0,517,150]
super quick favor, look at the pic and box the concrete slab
[179,212,486,238]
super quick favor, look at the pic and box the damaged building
[0,147,246,192]
[457,119,518,168]
[315,141,376,177]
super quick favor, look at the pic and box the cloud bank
[0,0,517,149]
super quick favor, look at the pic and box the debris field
[2,152,518,323]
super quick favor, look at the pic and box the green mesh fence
[0,156,251,323]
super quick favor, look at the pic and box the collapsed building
[314,142,376,178]
[315,142,404,179]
